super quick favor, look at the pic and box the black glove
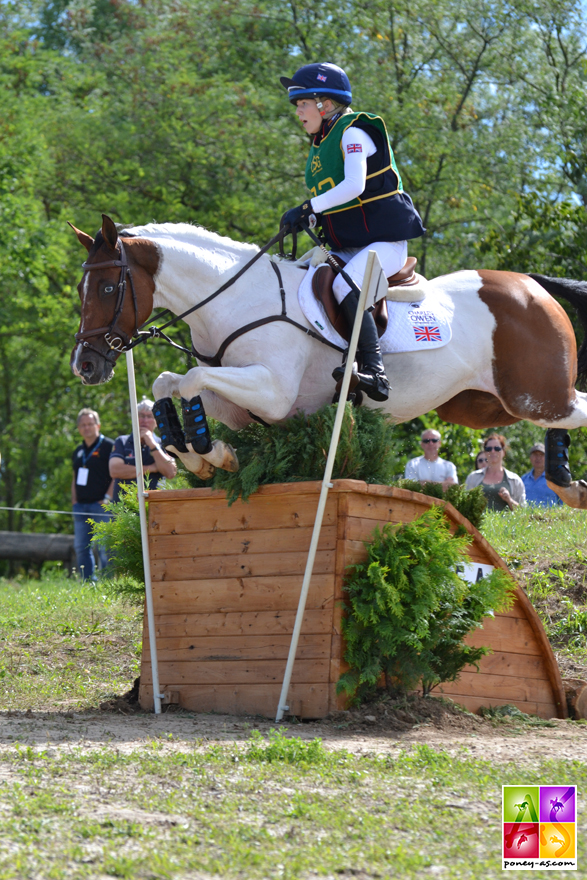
[280,201,318,232]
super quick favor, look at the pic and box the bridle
[75,239,139,364]
[74,226,347,369]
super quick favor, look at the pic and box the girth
[191,260,345,367]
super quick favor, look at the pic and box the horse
[70,214,587,508]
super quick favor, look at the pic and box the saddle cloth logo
[310,156,323,175]
[297,266,453,354]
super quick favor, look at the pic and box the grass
[482,506,587,674]
[0,572,141,711]
[0,734,584,879]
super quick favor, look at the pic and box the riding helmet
[280,62,352,105]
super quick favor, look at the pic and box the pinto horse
[70,215,587,508]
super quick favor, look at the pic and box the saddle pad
[298,266,453,354]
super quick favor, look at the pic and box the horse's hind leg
[540,392,587,509]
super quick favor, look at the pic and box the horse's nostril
[82,361,93,372]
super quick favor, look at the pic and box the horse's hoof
[546,478,587,509]
[201,439,239,473]
[175,449,216,480]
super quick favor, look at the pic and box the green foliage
[243,729,328,765]
[92,485,144,599]
[201,404,399,504]
[394,480,487,530]
[338,507,514,702]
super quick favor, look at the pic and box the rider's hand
[280,201,318,232]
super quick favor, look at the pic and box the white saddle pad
[298,266,453,354]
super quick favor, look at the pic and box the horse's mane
[125,222,260,258]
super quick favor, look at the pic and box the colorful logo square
[504,823,540,858]
[540,786,576,823]
[540,823,576,859]
[503,786,540,823]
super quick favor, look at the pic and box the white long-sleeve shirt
[310,126,376,214]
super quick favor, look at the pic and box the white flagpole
[275,251,381,721]
[125,349,162,715]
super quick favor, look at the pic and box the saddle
[311,256,418,342]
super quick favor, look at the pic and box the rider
[280,62,425,402]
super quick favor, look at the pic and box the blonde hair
[320,99,352,120]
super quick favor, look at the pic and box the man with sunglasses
[403,429,458,491]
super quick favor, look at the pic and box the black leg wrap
[545,428,572,488]
[153,397,188,457]
[181,396,213,455]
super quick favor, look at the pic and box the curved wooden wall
[140,480,565,719]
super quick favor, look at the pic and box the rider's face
[295,99,324,135]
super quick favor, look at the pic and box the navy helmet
[280,62,352,106]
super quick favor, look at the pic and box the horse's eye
[104,285,115,294]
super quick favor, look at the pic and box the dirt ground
[1,697,586,767]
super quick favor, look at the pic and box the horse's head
[70,214,159,385]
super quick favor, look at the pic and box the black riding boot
[332,292,390,402]
[545,428,572,487]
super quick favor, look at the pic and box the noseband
[75,240,139,363]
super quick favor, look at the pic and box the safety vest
[305,111,425,250]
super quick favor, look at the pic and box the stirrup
[153,397,188,456]
[181,396,213,455]
[356,370,390,402]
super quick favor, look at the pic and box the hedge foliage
[338,507,515,703]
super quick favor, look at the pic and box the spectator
[465,433,525,511]
[109,399,177,502]
[474,451,488,470]
[72,408,114,581]
[521,442,563,507]
[404,429,458,491]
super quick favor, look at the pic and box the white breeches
[331,240,408,304]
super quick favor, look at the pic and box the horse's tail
[529,273,587,385]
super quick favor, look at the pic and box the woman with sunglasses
[465,433,526,511]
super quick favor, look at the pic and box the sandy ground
[1,708,586,767]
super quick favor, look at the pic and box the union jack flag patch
[316,74,327,82]
[413,325,442,342]
[347,144,362,153]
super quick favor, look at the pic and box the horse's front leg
[178,363,297,422]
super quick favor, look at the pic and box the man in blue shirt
[522,442,563,507]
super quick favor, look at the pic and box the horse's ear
[101,214,119,250]
[68,222,94,252]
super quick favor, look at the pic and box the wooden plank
[465,615,541,655]
[143,633,331,662]
[151,574,335,614]
[149,495,337,536]
[436,670,554,703]
[431,693,555,718]
[344,494,427,524]
[466,651,548,680]
[149,608,333,638]
[139,682,329,718]
[151,549,335,581]
[141,658,330,686]
[149,525,337,560]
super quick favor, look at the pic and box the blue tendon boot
[153,397,188,457]
[545,428,572,487]
[181,396,213,455]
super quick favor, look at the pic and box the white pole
[275,251,381,721]
[125,349,163,715]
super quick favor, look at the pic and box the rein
[76,226,345,366]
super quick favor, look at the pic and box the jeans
[73,502,112,581]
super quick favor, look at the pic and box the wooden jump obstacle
[0,530,76,573]
[139,480,566,720]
